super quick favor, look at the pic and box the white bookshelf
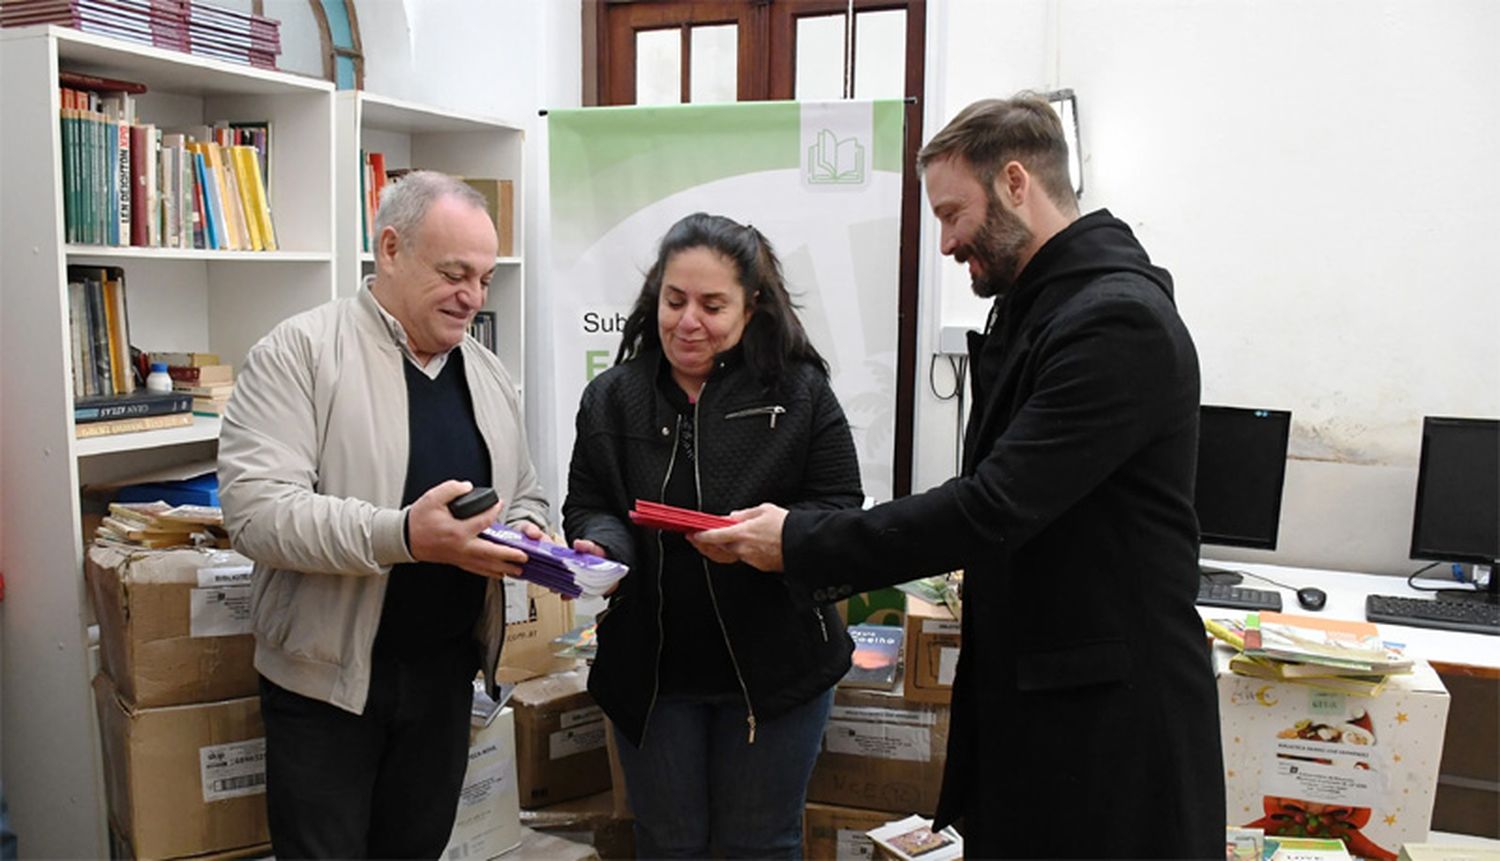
[335,90,527,386]
[0,25,336,858]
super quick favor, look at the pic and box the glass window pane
[796,14,845,101]
[853,10,906,100]
[636,28,682,105]
[689,24,737,103]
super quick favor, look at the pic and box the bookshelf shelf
[0,24,337,858]
[66,245,333,263]
[75,416,222,458]
[335,90,526,387]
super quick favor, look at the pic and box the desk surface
[1197,561,1498,678]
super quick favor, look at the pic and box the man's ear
[992,160,1029,207]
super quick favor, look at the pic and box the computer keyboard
[1365,594,1500,636]
[1196,581,1283,612]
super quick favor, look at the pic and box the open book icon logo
[807,129,866,185]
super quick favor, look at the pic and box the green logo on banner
[807,129,866,184]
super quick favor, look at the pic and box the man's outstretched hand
[688,503,788,572]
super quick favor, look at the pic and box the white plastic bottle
[145,362,173,394]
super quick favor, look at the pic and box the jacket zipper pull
[746,713,757,744]
[769,411,778,429]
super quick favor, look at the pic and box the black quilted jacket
[563,347,863,748]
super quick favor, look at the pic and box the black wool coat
[564,348,863,748]
[784,211,1225,858]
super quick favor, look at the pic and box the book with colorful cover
[1243,612,1411,674]
[841,623,903,690]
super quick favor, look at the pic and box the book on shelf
[468,310,497,353]
[866,815,962,861]
[74,411,194,439]
[462,178,515,257]
[1244,612,1412,675]
[58,70,148,96]
[75,389,192,423]
[166,363,233,384]
[150,351,221,367]
[66,265,134,398]
[841,623,903,690]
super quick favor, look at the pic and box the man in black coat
[694,95,1225,858]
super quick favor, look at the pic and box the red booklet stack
[628,500,736,534]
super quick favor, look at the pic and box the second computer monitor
[1195,405,1293,550]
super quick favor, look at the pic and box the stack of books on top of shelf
[0,0,189,51]
[1205,612,1413,697]
[58,77,277,250]
[183,1,280,69]
[152,351,235,417]
[2,0,281,70]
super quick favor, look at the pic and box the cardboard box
[603,716,631,820]
[86,544,258,708]
[521,791,634,859]
[1217,650,1450,858]
[499,578,579,683]
[512,669,612,809]
[804,801,893,860]
[108,828,270,860]
[462,178,514,257]
[808,678,950,815]
[93,673,269,859]
[902,595,960,705]
[442,706,523,861]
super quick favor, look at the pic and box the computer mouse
[1296,586,1327,612]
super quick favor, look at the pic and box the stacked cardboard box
[808,675,950,816]
[442,704,523,859]
[511,668,613,809]
[902,595,960,705]
[804,801,896,860]
[499,578,580,682]
[86,544,269,859]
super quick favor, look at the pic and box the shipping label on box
[1217,652,1449,860]
[809,684,949,815]
[87,545,259,707]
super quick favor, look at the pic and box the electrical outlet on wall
[937,325,974,356]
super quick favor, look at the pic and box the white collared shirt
[367,278,452,380]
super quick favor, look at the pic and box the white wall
[916,0,1500,575]
[377,0,1498,576]
[356,0,582,508]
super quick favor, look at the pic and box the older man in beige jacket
[219,171,548,858]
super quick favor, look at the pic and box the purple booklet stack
[479,524,628,598]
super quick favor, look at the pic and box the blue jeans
[613,688,835,858]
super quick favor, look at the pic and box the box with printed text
[499,578,579,683]
[511,668,611,809]
[902,595,960,705]
[86,544,258,708]
[1217,649,1449,859]
[808,678,950,815]
[93,673,268,859]
[442,705,523,860]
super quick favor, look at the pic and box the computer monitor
[1410,416,1500,604]
[1194,405,1293,581]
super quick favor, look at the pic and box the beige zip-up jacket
[218,287,548,714]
